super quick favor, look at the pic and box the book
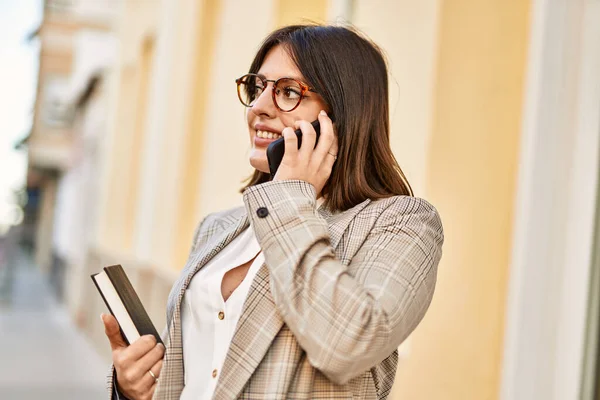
[91,264,163,346]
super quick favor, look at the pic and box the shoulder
[190,205,246,252]
[363,195,444,241]
[369,195,441,219]
[203,205,246,227]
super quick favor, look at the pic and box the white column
[500,0,600,399]
[327,0,353,22]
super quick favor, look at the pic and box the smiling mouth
[256,130,282,140]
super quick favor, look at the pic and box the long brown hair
[241,24,413,212]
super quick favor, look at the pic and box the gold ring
[148,370,159,384]
[327,152,338,160]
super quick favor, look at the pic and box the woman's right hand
[101,313,165,400]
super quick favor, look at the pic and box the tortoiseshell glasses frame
[235,73,318,112]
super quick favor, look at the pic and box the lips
[253,126,283,147]
[253,134,281,147]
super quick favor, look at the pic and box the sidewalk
[0,245,108,400]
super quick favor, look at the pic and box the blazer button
[256,207,269,218]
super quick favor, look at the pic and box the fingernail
[319,110,327,116]
[100,313,104,323]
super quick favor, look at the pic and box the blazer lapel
[154,210,249,400]
[213,263,281,400]
[213,198,371,399]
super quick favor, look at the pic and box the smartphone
[266,119,321,177]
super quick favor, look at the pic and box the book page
[94,271,141,344]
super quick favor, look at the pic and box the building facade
[27,0,600,399]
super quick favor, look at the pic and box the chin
[249,148,270,174]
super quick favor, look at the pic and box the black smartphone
[266,119,321,177]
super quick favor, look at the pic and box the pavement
[0,245,108,400]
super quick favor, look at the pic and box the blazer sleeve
[107,366,128,400]
[242,179,444,385]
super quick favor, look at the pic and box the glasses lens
[274,78,303,111]
[238,74,265,106]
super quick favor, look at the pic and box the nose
[251,83,277,118]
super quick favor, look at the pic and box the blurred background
[1,0,599,399]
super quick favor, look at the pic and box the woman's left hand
[274,110,338,196]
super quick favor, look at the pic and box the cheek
[280,115,297,129]
[246,110,254,134]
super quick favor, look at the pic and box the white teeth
[256,130,280,139]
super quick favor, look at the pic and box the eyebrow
[255,72,307,83]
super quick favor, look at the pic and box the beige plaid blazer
[108,180,444,399]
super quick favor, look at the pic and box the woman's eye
[283,87,301,98]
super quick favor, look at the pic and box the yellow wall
[276,0,327,26]
[392,1,531,399]
[97,0,158,254]
[102,64,136,250]
[353,0,440,197]
[122,38,154,251]
[101,45,152,252]
[173,0,222,269]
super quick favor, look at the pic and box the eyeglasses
[235,73,318,112]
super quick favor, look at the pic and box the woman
[102,24,444,400]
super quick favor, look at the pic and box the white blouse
[179,225,264,400]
